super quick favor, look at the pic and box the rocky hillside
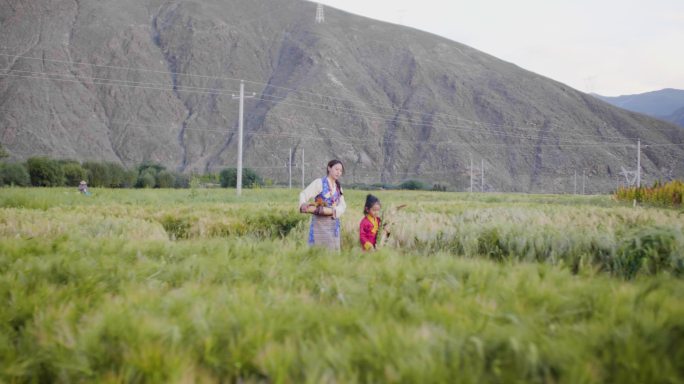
[1,0,683,192]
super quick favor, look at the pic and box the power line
[0,50,640,141]
[0,24,666,147]
[0,50,677,186]
[0,50,247,88]
[643,143,684,147]
[2,68,240,93]
[8,115,654,153]
[0,48,649,148]
[0,64,568,138]
[1,105,606,148]
[2,63,681,151]
[0,71,240,97]
[244,27,673,138]
[1,119,646,151]
[0,107,193,131]
[1,70,634,145]
[0,75,684,147]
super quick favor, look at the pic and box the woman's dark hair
[327,159,344,196]
[363,194,381,214]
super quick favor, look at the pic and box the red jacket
[359,215,381,250]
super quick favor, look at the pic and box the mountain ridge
[592,88,684,126]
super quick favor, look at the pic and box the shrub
[220,168,262,188]
[134,162,168,188]
[105,162,128,187]
[121,170,139,188]
[172,173,190,189]
[243,168,264,188]
[372,183,397,190]
[61,162,88,186]
[138,162,166,175]
[399,180,427,190]
[220,168,237,188]
[0,162,30,186]
[26,157,64,187]
[80,161,133,188]
[156,171,175,188]
[82,161,110,188]
[137,170,156,189]
[197,173,219,184]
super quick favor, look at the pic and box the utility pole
[288,147,292,189]
[469,154,473,193]
[636,138,641,188]
[301,148,305,189]
[582,170,586,195]
[574,170,577,195]
[480,159,484,192]
[231,80,255,196]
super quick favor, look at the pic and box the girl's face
[328,163,343,180]
[368,203,381,218]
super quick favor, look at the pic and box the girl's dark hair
[364,194,381,214]
[327,159,344,196]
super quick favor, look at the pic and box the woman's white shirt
[298,178,346,218]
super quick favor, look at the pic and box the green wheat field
[1,188,683,383]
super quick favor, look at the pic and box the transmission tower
[620,167,638,187]
[315,3,325,23]
[618,139,642,188]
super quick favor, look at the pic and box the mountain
[1,0,683,192]
[593,88,684,120]
[593,89,684,129]
[666,106,684,128]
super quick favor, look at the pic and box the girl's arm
[359,219,374,250]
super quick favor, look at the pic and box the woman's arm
[299,179,322,211]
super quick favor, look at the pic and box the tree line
[0,156,265,189]
[0,146,447,191]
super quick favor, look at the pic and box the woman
[299,160,347,250]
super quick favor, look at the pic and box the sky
[317,0,684,96]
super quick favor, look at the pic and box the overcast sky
[317,0,684,96]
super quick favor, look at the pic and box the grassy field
[1,188,683,383]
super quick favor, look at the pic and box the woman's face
[369,203,381,218]
[328,163,343,180]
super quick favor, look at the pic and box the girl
[359,194,383,251]
[299,160,347,250]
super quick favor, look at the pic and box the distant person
[299,160,347,250]
[78,180,91,196]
